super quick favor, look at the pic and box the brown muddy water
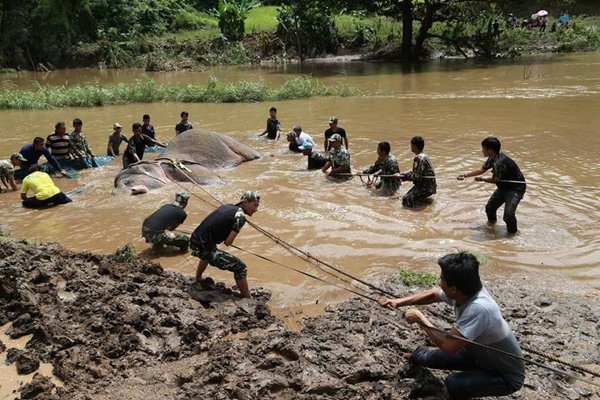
[0,53,599,311]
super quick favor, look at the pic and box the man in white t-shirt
[379,252,525,399]
[286,125,315,153]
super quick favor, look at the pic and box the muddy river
[1,53,599,309]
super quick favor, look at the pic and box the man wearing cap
[190,191,260,299]
[107,123,129,157]
[300,142,328,170]
[322,133,351,177]
[20,164,72,208]
[362,141,401,195]
[0,153,24,192]
[16,137,67,180]
[286,125,315,153]
[142,192,190,251]
[324,117,348,151]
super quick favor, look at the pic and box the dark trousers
[402,186,435,208]
[485,189,524,233]
[22,192,72,208]
[411,347,521,400]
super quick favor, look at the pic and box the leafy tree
[276,0,339,61]
[212,0,259,41]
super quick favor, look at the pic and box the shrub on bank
[0,77,360,110]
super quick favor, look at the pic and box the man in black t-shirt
[175,111,194,135]
[190,191,260,298]
[141,114,156,139]
[123,122,166,169]
[300,142,327,170]
[142,192,190,251]
[458,137,526,234]
[324,116,348,151]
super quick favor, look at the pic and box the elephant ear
[159,129,262,169]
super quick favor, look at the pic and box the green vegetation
[0,1,598,70]
[397,269,438,287]
[0,77,360,110]
[110,244,137,263]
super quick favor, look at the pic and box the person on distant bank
[20,164,72,208]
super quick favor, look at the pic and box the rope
[167,161,599,381]
[521,344,600,379]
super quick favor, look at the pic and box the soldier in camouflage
[142,192,190,251]
[190,191,260,298]
[362,141,401,195]
[400,136,437,208]
[322,133,351,178]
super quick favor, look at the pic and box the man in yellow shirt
[21,165,72,208]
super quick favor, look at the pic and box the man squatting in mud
[142,192,191,251]
[380,252,525,399]
[190,191,260,299]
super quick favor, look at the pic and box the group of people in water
[1,105,529,399]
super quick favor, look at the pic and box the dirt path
[0,235,598,399]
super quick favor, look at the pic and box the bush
[212,0,260,41]
[172,9,217,31]
[276,1,339,60]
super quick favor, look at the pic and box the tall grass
[0,77,360,110]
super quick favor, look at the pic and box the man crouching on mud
[190,191,260,299]
[379,252,524,399]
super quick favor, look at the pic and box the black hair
[481,137,501,153]
[143,114,150,120]
[411,136,425,151]
[269,106,277,113]
[378,141,391,155]
[72,118,82,126]
[132,122,142,130]
[55,121,66,131]
[180,111,189,117]
[438,252,482,298]
[33,137,45,145]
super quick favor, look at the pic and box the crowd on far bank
[505,10,571,33]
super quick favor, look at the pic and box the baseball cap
[113,122,122,129]
[240,191,260,202]
[328,133,342,143]
[175,191,189,204]
[10,152,27,162]
[299,142,313,151]
[328,116,338,124]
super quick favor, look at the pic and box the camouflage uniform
[70,131,95,168]
[142,229,190,251]
[190,206,248,280]
[0,160,14,180]
[363,154,401,195]
[328,146,351,178]
[400,152,437,207]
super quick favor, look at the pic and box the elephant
[113,129,261,194]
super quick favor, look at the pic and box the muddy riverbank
[1,233,598,399]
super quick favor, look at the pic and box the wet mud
[0,235,598,399]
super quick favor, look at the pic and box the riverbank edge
[0,232,598,399]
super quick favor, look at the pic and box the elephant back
[160,129,262,169]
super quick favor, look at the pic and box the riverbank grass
[397,269,438,287]
[0,77,360,110]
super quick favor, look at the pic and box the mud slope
[0,236,598,399]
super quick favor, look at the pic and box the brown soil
[0,234,598,399]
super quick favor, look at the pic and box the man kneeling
[20,164,72,208]
[142,192,190,251]
[190,191,260,299]
[379,252,524,399]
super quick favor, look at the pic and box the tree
[212,0,259,41]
